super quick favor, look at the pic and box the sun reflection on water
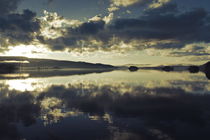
[0,70,208,94]
[4,79,43,92]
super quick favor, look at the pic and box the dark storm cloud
[0,9,41,48]
[111,4,210,45]
[39,3,210,52]
[111,8,209,43]
[72,20,105,35]
[38,20,107,51]
[0,0,22,15]
[0,0,41,50]
[0,9,39,33]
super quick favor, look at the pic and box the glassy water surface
[0,70,210,140]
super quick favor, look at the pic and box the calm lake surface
[0,70,210,140]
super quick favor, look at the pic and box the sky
[0,0,210,65]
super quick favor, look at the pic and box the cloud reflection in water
[0,70,209,140]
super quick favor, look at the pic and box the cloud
[111,8,209,42]
[0,0,41,51]
[108,6,119,12]
[36,5,210,56]
[0,9,41,48]
[148,0,171,9]
[147,42,210,58]
[73,20,105,35]
[0,0,209,61]
[187,55,210,62]
[173,43,210,56]
[108,0,172,12]
[110,0,142,7]
[0,0,22,15]
[38,10,81,40]
[108,0,147,12]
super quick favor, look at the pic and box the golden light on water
[0,73,29,78]
[0,70,205,92]
[5,79,38,91]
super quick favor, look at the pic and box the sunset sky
[0,0,210,65]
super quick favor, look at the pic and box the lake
[0,69,210,140]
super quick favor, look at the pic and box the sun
[4,44,48,58]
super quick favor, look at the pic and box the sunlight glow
[5,79,42,92]
[5,45,48,58]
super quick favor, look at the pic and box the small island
[129,66,139,72]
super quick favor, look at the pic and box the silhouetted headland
[0,56,116,71]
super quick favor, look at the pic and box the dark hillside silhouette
[0,63,17,74]
[0,56,115,70]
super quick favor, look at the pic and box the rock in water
[162,66,174,72]
[129,66,139,72]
